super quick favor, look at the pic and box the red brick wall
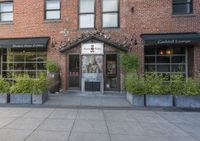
[0,0,200,90]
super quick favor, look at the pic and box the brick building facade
[0,0,200,92]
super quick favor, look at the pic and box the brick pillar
[193,45,200,77]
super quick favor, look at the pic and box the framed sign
[81,43,104,55]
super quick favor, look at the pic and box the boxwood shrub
[0,76,10,94]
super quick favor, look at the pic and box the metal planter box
[0,94,8,104]
[126,92,144,106]
[10,94,32,104]
[32,91,48,104]
[174,96,200,108]
[146,95,173,107]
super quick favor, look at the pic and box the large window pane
[103,13,118,27]
[173,0,192,15]
[157,56,170,63]
[46,11,60,19]
[172,65,185,72]
[103,0,118,12]
[157,65,170,72]
[145,56,155,63]
[0,3,13,12]
[0,2,13,22]
[145,47,156,55]
[173,4,191,14]
[80,0,95,13]
[2,49,47,80]
[46,0,60,9]
[79,14,94,28]
[45,0,60,20]
[172,56,185,63]
[144,46,187,79]
[1,13,13,21]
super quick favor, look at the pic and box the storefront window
[1,48,47,80]
[144,46,187,80]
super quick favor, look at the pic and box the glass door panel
[105,54,118,91]
[68,55,80,88]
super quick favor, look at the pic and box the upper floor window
[45,0,61,20]
[79,0,95,29]
[102,0,119,28]
[173,0,193,15]
[0,2,13,22]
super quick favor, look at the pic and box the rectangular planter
[0,94,8,104]
[10,94,32,104]
[174,96,200,108]
[32,91,48,104]
[146,95,173,107]
[126,92,144,106]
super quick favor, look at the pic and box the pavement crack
[24,108,56,141]
[66,108,78,141]
[102,110,112,141]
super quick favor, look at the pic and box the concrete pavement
[0,107,199,141]
[44,92,131,108]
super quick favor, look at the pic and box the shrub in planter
[120,52,139,73]
[47,60,60,93]
[172,76,200,108]
[32,73,48,104]
[125,72,145,106]
[10,74,33,104]
[0,77,10,104]
[144,73,173,107]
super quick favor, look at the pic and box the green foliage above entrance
[47,61,59,73]
[120,52,139,73]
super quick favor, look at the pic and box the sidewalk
[0,107,199,141]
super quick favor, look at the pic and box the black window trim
[172,0,193,15]
[0,1,13,22]
[78,0,96,30]
[44,0,61,20]
[101,0,120,29]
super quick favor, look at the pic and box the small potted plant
[0,77,10,104]
[144,73,173,107]
[47,60,60,93]
[32,73,48,104]
[10,74,33,104]
[125,72,145,106]
[172,76,200,108]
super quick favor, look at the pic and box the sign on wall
[81,43,104,55]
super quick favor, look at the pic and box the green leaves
[120,52,139,73]
[10,74,33,94]
[47,61,59,73]
[10,73,48,95]
[126,73,200,96]
[0,77,10,93]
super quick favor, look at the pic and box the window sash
[0,2,13,22]
[45,0,61,20]
[79,0,95,13]
[102,0,118,12]
[102,0,119,28]
[79,0,95,29]
[79,14,94,28]
[102,13,118,28]
[173,0,192,14]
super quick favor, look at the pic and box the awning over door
[141,32,200,46]
[0,37,49,48]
